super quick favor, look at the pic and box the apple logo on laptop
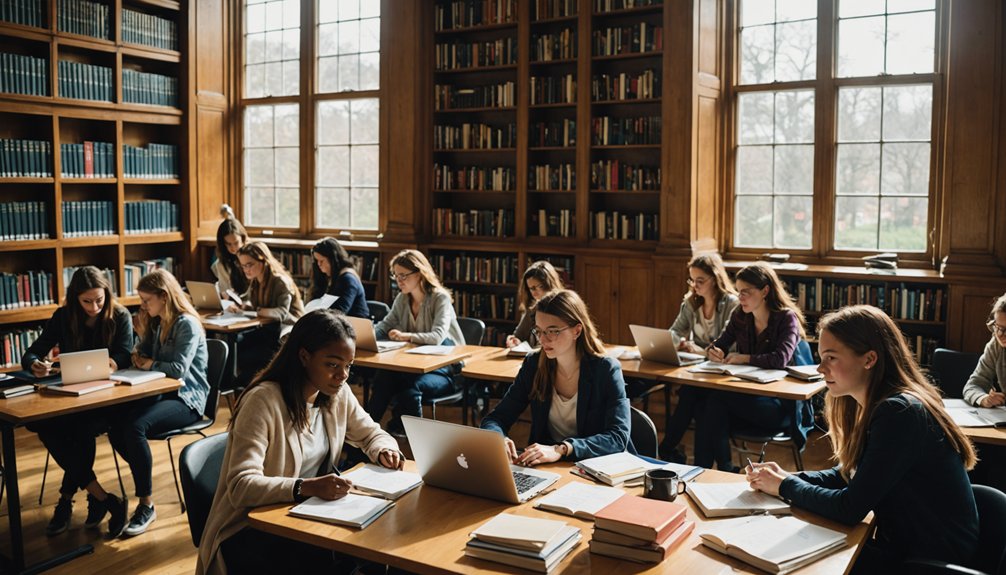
[456,453,469,470]
[649,342,656,348]
[85,364,92,372]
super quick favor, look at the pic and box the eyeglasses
[390,271,418,282]
[738,288,759,298]
[686,277,710,287]
[240,261,259,270]
[988,321,1006,337]
[531,325,576,341]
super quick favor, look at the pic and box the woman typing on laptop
[107,269,209,537]
[480,289,634,465]
[22,266,133,537]
[196,310,401,575]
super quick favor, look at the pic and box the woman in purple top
[694,263,806,471]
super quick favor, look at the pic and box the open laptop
[401,416,559,504]
[186,280,226,311]
[346,316,408,353]
[629,324,705,366]
[52,348,113,385]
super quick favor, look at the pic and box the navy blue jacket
[327,271,370,319]
[481,352,634,460]
[23,305,134,371]
[780,393,979,566]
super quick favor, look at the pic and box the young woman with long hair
[505,260,564,348]
[481,289,633,464]
[307,237,370,319]
[211,206,249,297]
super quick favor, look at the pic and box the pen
[747,457,757,472]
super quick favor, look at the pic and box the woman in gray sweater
[367,250,465,432]
[963,292,1006,407]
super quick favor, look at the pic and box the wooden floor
[0,383,835,573]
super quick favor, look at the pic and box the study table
[0,377,181,573]
[199,312,276,389]
[249,460,871,575]
[960,426,1006,447]
[352,344,490,375]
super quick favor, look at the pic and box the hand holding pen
[980,390,1006,408]
[706,344,726,363]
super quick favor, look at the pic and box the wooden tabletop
[0,378,181,425]
[661,367,827,401]
[199,311,274,333]
[354,345,492,374]
[461,349,524,383]
[962,426,1006,447]
[249,461,870,575]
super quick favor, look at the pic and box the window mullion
[300,0,315,236]
[814,0,835,258]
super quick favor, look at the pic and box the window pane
[245,63,265,98]
[317,146,350,186]
[319,23,338,56]
[338,54,360,91]
[351,187,379,229]
[838,87,881,142]
[836,143,880,196]
[318,57,338,93]
[888,0,935,13]
[245,105,273,143]
[276,187,300,227]
[352,99,379,144]
[360,18,380,52]
[838,0,881,18]
[776,0,815,22]
[741,0,774,27]
[243,104,299,227]
[774,195,812,248]
[351,145,378,186]
[879,196,927,251]
[358,52,380,91]
[838,16,885,77]
[274,147,299,187]
[883,85,932,141]
[774,145,813,195]
[246,35,266,65]
[318,100,350,145]
[881,143,930,196]
[775,90,814,143]
[736,146,773,195]
[834,196,879,249]
[244,0,299,97]
[738,93,774,144]
[735,196,773,247]
[245,148,274,186]
[316,188,350,228]
[775,20,816,82]
[315,98,380,230]
[246,187,276,227]
[740,25,774,85]
[246,4,265,33]
[359,0,380,19]
[887,12,934,74]
[339,0,359,20]
[274,104,299,146]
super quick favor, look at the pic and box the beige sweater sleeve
[224,389,298,508]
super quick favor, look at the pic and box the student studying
[506,260,565,349]
[963,292,1006,408]
[209,206,249,299]
[307,237,371,319]
[196,310,401,575]
[746,305,979,574]
[480,289,635,464]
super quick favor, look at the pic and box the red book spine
[83,141,94,177]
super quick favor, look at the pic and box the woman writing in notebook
[210,205,249,299]
[366,249,466,433]
[481,289,633,465]
[505,260,565,348]
[747,305,979,573]
[196,310,401,575]
[694,262,806,471]
[22,266,132,537]
[659,254,739,463]
[963,292,1006,408]
[307,237,371,319]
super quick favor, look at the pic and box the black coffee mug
[643,469,687,502]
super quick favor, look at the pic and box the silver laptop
[56,349,112,384]
[186,280,225,311]
[629,324,705,366]
[346,316,408,353]
[401,416,559,504]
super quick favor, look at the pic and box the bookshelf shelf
[434,64,518,74]
[593,5,665,18]
[592,52,662,62]
[0,23,49,42]
[433,189,515,194]
[61,235,121,247]
[0,304,59,324]
[529,189,576,194]
[529,146,575,152]
[591,144,661,150]
[530,15,579,25]
[434,106,517,114]
[0,240,58,251]
[0,177,55,184]
[591,98,661,106]
[129,0,181,10]
[123,232,184,244]
[529,58,577,66]
[590,189,660,194]
[60,178,117,184]
[434,23,518,35]
[121,44,182,63]
[433,148,518,154]
[123,178,182,185]
[56,35,117,52]
[529,102,577,109]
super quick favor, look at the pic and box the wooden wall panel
[947,285,1006,352]
[195,107,227,233]
[195,0,226,96]
[579,259,615,343]
[615,259,655,346]
[693,93,719,242]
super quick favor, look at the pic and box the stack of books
[465,513,582,573]
[590,494,694,563]
[574,452,663,486]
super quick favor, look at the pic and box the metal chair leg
[111,446,126,501]
[166,437,185,513]
[39,451,50,505]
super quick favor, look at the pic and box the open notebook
[687,481,790,518]
[698,515,847,574]
[944,399,1006,427]
[288,494,394,529]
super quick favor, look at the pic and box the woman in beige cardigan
[196,310,401,575]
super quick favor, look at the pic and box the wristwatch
[293,478,306,502]
[558,442,570,459]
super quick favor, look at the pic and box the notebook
[731,369,789,384]
[345,316,408,353]
[534,482,626,520]
[110,369,167,385]
[574,452,664,486]
[786,365,824,381]
[466,514,582,573]
[304,294,338,313]
[629,324,705,366]
[41,380,116,396]
[697,515,847,574]
[686,481,791,518]
[944,399,1006,427]
[288,494,394,529]
[688,361,762,376]
[506,341,535,357]
[339,464,423,500]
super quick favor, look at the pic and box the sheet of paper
[340,464,422,497]
[304,294,338,313]
[405,345,456,355]
[535,482,625,518]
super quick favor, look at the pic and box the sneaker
[105,494,128,539]
[45,498,73,536]
[84,493,108,528]
[122,503,156,537]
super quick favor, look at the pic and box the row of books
[58,0,111,40]
[58,60,113,101]
[784,278,946,322]
[0,139,53,177]
[592,70,659,101]
[0,201,48,241]
[482,324,508,347]
[63,265,116,295]
[0,0,44,28]
[591,115,661,145]
[589,211,658,240]
[593,0,663,11]
[432,208,515,238]
[62,200,114,236]
[122,68,179,107]
[530,254,574,286]
[123,257,175,296]
[592,24,663,56]
[529,163,575,191]
[123,143,178,179]
[0,271,55,309]
[434,122,516,150]
[123,7,178,51]
[434,82,516,110]
[590,160,660,190]
[531,29,576,61]
[435,38,517,70]
[61,141,115,178]
[434,0,516,31]
[430,253,520,284]
[530,74,575,105]
[531,119,576,147]
[1,326,43,369]
[124,200,179,234]
[0,52,49,96]
[532,209,575,237]
[452,290,517,322]
[531,0,576,20]
[434,164,516,191]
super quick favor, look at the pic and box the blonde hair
[518,260,564,313]
[819,305,976,479]
[136,269,203,344]
[735,262,806,338]
[389,249,451,302]
[238,241,303,309]
[529,290,606,401]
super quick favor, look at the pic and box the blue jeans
[366,366,456,423]
[693,390,790,470]
[108,393,199,497]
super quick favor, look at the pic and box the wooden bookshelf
[0,0,187,368]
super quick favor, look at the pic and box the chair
[930,348,982,400]
[422,317,485,424]
[902,484,1006,575]
[179,432,229,547]
[629,406,659,459]
[367,300,390,322]
[149,338,228,513]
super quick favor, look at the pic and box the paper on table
[534,482,625,520]
[603,347,626,359]
[304,294,338,313]
[689,361,761,376]
[618,349,642,360]
[687,482,790,517]
[405,345,456,355]
[944,399,1006,427]
[203,315,253,327]
[507,341,535,357]
[340,464,423,499]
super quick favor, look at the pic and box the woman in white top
[209,206,249,298]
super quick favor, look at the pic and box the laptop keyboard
[512,470,547,494]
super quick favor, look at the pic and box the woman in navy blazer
[481,289,633,464]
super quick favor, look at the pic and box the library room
[1,0,1006,573]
